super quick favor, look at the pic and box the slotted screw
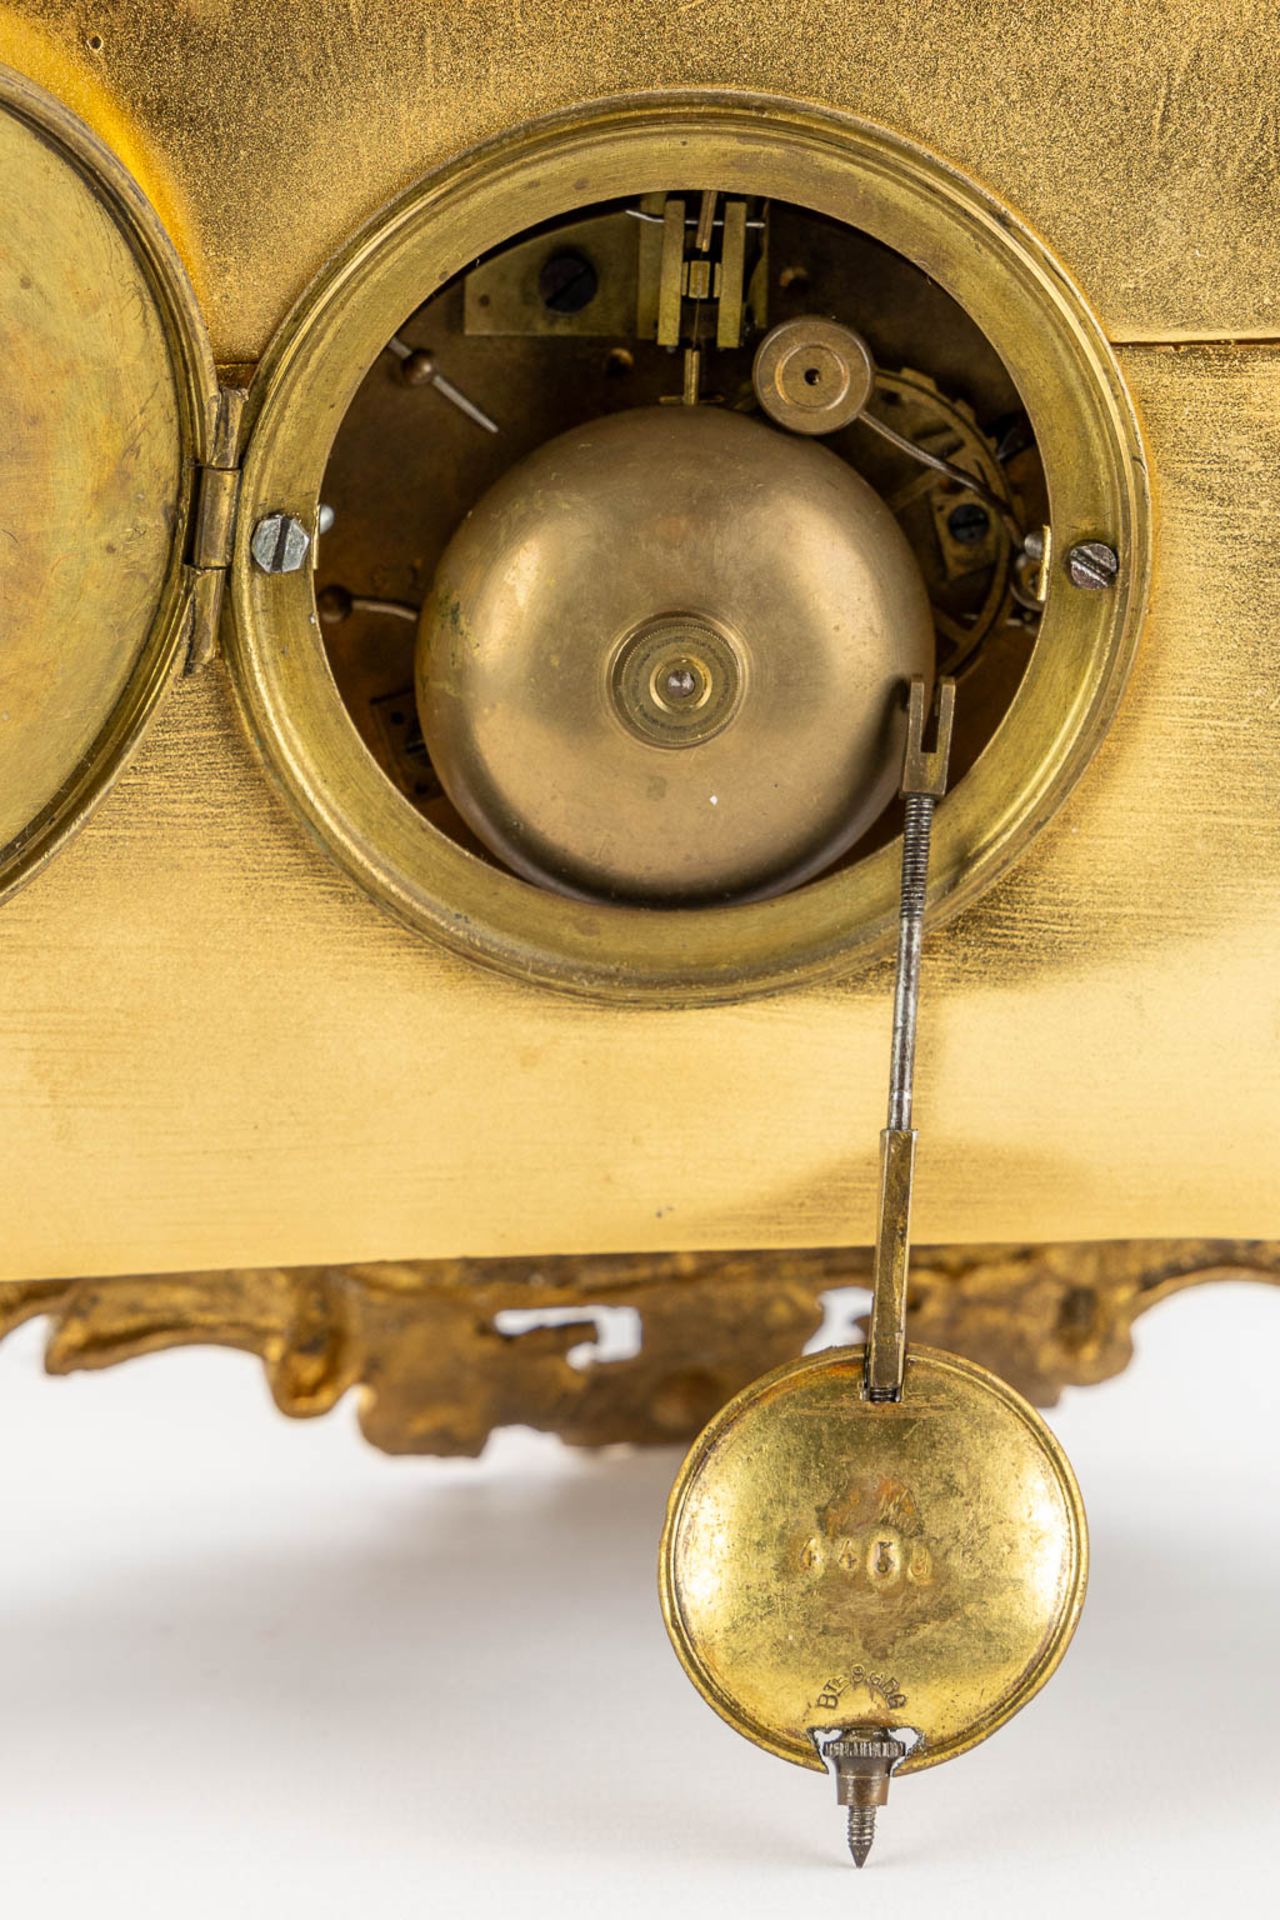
[1066,540,1119,590]
[251,512,310,576]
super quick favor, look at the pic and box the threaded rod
[847,1804,878,1869]
[887,792,935,1132]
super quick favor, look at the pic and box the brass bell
[416,405,934,904]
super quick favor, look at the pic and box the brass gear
[861,368,1025,677]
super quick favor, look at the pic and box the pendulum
[658,677,1088,1865]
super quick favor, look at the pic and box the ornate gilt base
[2,1241,1276,1456]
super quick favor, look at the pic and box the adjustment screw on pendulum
[826,1732,909,1868]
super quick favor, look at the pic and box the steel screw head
[251,512,311,575]
[537,249,599,315]
[946,501,991,546]
[1066,539,1119,590]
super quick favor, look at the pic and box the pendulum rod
[864,676,956,1403]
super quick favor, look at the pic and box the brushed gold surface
[0,342,1273,1279]
[1,3,1275,358]
[0,8,1274,1276]
[660,1346,1087,1770]
[417,405,934,903]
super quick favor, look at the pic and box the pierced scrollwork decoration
[1,1239,1276,1457]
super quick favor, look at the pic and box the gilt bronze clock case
[0,7,1276,1453]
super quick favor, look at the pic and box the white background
[1,1277,1276,1918]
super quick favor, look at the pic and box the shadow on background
[0,1282,1277,1901]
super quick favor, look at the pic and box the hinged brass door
[0,64,219,900]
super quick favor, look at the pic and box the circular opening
[229,94,1149,1003]
[315,190,1046,890]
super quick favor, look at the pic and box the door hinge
[183,385,246,673]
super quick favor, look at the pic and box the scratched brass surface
[3,1241,1275,1454]
[1,3,1275,357]
[0,8,1276,1277]
[661,1347,1087,1770]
